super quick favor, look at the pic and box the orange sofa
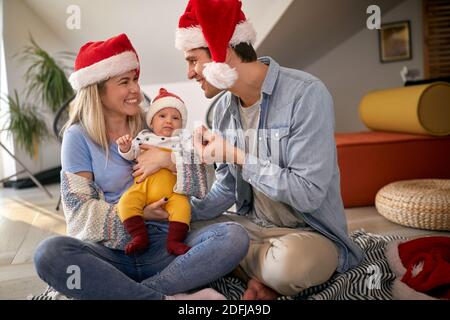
[335,131,450,208]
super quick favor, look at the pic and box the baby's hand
[116,134,132,153]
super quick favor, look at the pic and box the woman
[33,33,249,300]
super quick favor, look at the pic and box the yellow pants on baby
[117,168,191,225]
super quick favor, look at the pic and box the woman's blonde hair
[62,82,144,158]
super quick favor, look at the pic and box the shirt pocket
[265,126,290,167]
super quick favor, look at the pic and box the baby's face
[150,107,182,137]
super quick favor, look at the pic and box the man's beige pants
[191,214,339,296]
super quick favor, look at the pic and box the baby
[116,88,194,256]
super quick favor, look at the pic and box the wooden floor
[0,183,65,300]
[0,183,448,300]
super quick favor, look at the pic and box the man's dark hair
[232,43,257,62]
[202,42,257,63]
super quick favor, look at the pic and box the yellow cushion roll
[359,82,450,136]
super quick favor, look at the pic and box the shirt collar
[228,56,279,119]
[259,56,280,96]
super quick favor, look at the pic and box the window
[423,0,450,78]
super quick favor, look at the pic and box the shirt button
[259,137,262,141]
[248,178,252,183]
[275,133,279,138]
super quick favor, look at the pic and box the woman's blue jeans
[33,221,249,300]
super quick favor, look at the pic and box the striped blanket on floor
[30,230,404,300]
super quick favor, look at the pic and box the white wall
[142,81,213,132]
[304,0,424,133]
[0,0,4,178]
[242,0,293,49]
[1,0,69,179]
[0,0,15,180]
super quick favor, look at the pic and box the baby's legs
[118,169,178,255]
[165,193,191,255]
[118,179,152,255]
[141,169,192,255]
[119,169,178,220]
[165,193,191,225]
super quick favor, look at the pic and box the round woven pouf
[375,179,450,231]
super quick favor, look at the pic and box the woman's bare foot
[242,278,280,300]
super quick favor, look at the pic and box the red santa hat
[146,88,187,129]
[69,33,140,91]
[175,0,257,89]
[385,236,450,300]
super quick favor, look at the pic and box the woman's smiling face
[100,70,142,117]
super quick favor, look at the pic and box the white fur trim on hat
[175,26,208,51]
[146,97,187,129]
[203,62,238,89]
[175,20,256,51]
[69,51,139,91]
[229,20,257,46]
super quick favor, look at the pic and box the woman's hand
[143,197,170,221]
[133,145,176,183]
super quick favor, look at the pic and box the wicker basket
[375,179,450,231]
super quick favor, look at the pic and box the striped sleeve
[60,171,129,249]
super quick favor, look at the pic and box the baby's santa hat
[146,88,187,129]
[69,33,148,108]
[385,236,450,300]
[175,0,257,89]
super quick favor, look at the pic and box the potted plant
[1,35,74,159]
[20,36,75,113]
[1,90,48,159]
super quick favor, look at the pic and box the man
[176,0,363,299]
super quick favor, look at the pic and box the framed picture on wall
[378,21,412,63]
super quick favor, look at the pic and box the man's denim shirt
[191,57,363,273]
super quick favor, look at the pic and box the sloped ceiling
[257,0,405,69]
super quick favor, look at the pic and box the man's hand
[133,144,176,183]
[193,125,245,165]
[143,197,170,221]
[116,134,132,153]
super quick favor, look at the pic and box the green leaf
[1,90,49,158]
[17,34,75,113]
